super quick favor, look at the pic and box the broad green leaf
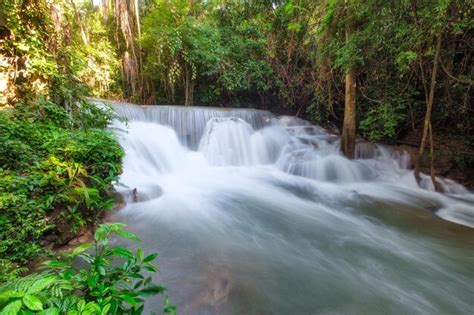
[143,253,157,263]
[83,301,99,314]
[0,299,22,315]
[120,294,137,307]
[28,276,57,294]
[105,223,126,231]
[39,307,60,315]
[129,273,144,279]
[23,294,43,311]
[111,247,135,260]
[42,260,68,268]
[97,265,106,276]
[71,243,93,257]
[77,299,86,312]
[115,229,140,242]
[94,227,108,243]
[136,248,143,261]
[100,304,110,315]
[0,291,24,301]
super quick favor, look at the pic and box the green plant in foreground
[0,223,176,315]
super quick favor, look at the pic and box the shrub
[0,223,176,314]
[0,101,123,280]
[359,102,406,142]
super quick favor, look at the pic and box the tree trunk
[133,0,141,37]
[428,121,436,186]
[414,35,442,185]
[340,5,357,159]
[68,0,88,46]
[341,66,357,158]
[114,0,141,101]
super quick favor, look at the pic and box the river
[107,102,474,315]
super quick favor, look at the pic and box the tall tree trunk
[68,0,88,46]
[133,0,141,37]
[114,0,141,101]
[341,66,357,158]
[414,35,442,185]
[340,3,357,159]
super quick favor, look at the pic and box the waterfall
[110,101,273,149]
[104,100,474,315]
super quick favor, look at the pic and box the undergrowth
[0,99,123,282]
[0,223,175,314]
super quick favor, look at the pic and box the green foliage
[0,0,121,107]
[359,102,406,142]
[0,224,176,314]
[0,101,123,280]
[451,152,474,170]
[140,0,274,105]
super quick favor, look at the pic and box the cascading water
[106,101,474,315]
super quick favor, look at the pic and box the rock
[130,185,163,202]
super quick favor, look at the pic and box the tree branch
[438,55,474,85]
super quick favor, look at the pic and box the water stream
[107,101,474,315]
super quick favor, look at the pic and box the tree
[340,0,357,158]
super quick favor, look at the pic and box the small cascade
[108,101,274,149]
[114,121,207,196]
[199,118,264,166]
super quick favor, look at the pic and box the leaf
[0,291,24,301]
[27,276,56,294]
[71,243,93,257]
[23,294,43,311]
[42,260,68,268]
[115,229,140,242]
[136,248,143,261]
[87,273,99,289]
[133,304,144,314]
[100,304,110,315]
[97,265,106,276]
[120,294,137,307]
[0,299,22,315]
[39,307,60,315]
[94,227,109,243]
[164,306,177,314]
[105,223,126,231]
[110,247,135,260]
[83,301,99,314]
[144,264,157,272]
[139,285,166,296]
[143,253,157,263]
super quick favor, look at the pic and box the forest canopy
[1,0,472,141]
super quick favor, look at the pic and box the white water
[108,102,474,315]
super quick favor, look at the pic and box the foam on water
[106,101,474,315]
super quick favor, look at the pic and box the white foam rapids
[105,101,474,315]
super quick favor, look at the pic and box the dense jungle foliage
[0,0,473,311]
[0,100,123,280]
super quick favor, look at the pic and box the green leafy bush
[0,223,176,314]
[359,102,407,142]
[0,101,123,279]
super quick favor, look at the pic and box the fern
[0,224,175,314]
